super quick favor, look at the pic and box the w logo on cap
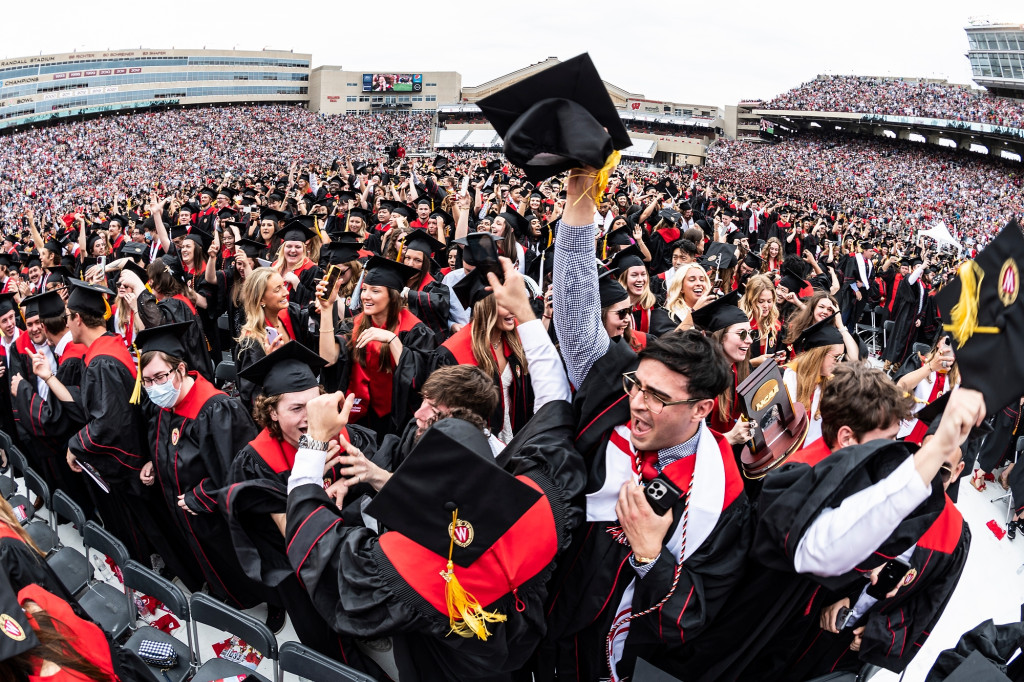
[999,259,1019,307]
[449,518,474,548]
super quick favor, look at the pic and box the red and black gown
[235,302,318,408]
[404,271,451,340]
[284,400,585,682]
[284,257,323,306]
[137,290,215,381]
[223,424,382,671]
[536,337,752,682]
[630,301,675,338]
[145,372,261,606]
[709,364,743,434]
[434,324,532,438]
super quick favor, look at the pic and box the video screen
[363,74,423,92]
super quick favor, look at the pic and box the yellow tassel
[129,344,143,405]
[601,238,607,261]
[546,228,553,249]
[570,151,622,208]
[439,510,506,640]
[396,244,404,263]
[103,297,112,321]
[943,260,1000,347]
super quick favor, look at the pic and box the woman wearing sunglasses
[783,314,847,448]
[690,291,756,445]
[783,291,860,362]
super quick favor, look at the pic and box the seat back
[123,560,190,621]
[7,446,28,477]
[23,469,54,531]
[189,593,278,673]
[883,320,895,335]
[215,360,236,385]
[83,520,130,568]
[279,640,378,682]
[0,430,11,454]
[52,490,87,530]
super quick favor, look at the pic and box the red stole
[631,303,650,334]
[789,438,832,466]
[14,333,35,358]
[888,273,904,312]
[172,293,197,315]
[84,334,136,377]
[417,272,434,292]
[171,374,222,420]
[906,374,946,444]
[247,427,354,474]
[276,308,297,342]
[59,342,88,364]
[348,309,422,418]
[916,494,964,554]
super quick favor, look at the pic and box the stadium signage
[53,74,66,80]
[129,68,142,74]
[115,69,126,74]
[0,55,54,67]
[42,86,118,101]
[861,114,1024,141]
[2,76,38,86]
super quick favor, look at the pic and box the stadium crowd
[765,74,1024,129]
[0,89,1021,682]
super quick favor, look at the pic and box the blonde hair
[470,295,527,378]
[0,496,43,556]
[617,267,656,311]
[740,274,780,350]
[665,263,712,320]
[787,345,832,417]
[237,267,280,350]
[761,237,783,270]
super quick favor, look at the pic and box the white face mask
[146,372,180,409]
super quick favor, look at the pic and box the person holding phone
[739,274,785,367]
[398,231,452,340]
[894,333,959,445]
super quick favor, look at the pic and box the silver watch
[297,435,330,451]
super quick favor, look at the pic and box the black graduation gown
[785,495,970,678]
[136,292,215,381]
[536,337,752,682]
[235,302,317,408]
[630,304,675,338]
[882,276,925,365]
[288,261,323,306]
[145,373,262,607]
[683,440,949,682]
[284,400,585,682]
[222,424,382,670]
[405,274,451,341]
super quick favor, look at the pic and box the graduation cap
[335,191,356,205]
[936,218,1024,416]
[701,241,737,271]
[169,224,190,241]
[743,251,763,270]
[915,391,993,446]
[526,245,554,283]
[0,253,14,269]
[403,230,446,258]
[21,289,64,320]
[46,265,74,286]
[779,261,810,295]
[476,53,631,184]
[119,241,147,259]
[456,233,499,267]
[658,209,681,226]
[278,216,317,243]
[121,259,150,285]
[65,278,114,319]
[598,266,629,307]
[345,208,372,230]
[453,268,492,310]
[0,292,18,319]
[690,290,748,333]
[497,211,530,239]
[433,154,449,171]
[793,313,844,353]
[485,159,503,175]
[135,321,193,360]
[608,244,645,274]
[430,209,455,229]
[235,238,266,260]
[217,187,235,201]
[321,240,362,266]
[363,256,417,291]
[390,204,414,221]
[158,254,188,286]
[199,186,218,200]
[605,227,634,249]
[183,228,214,251]
[217,207,237,222]
[236,340,325,397]
[259,208,288,225]
[364,417,543,638]
[0,570,40,661]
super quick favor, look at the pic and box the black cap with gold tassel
[364,418,545,640]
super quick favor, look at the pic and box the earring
[261,303,266,308]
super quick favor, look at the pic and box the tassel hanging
[439,509,506,640]
[944,260,999,347]
[103,297,113,321]
[129,344,143,405]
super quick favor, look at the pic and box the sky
[2,0,1022,109]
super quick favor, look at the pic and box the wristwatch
[297,435,330,451]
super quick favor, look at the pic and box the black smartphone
[866,558,912,599]
[320,265,341,300]
[466,235,503,283]
[644,472,683,516]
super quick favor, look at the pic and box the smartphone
[461,174,470,197]
[644,472,683,516]
[320,265,342,300]
[867,558,912,599]
[465,236,503,283]
[98,255,107,272]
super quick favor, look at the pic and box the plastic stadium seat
[78,521,132,641]
[21,469,58,554]
[189,593,278,682]
[279,640,378,681]
[47,490,93,596]
[122,560,195,682]
[214,360,236,388]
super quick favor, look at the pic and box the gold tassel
[943,260,999,347]
[103,297,112,321]
[439,509,506,640]
[601,238,607,261]
[129,344,143,405]
[570,151,622,208]
[546,227,553,249]
[396,243,404,263]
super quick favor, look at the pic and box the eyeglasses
[939,464,955,484]
[732,329,759,342]
[611,308,632,320]
[829,352,846,362]
[141,370,175,388]
[622,372,707,415]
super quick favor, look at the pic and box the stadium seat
[48,490,92,596]
[122,560,195,682]
[912,342,931,357]
[20,468,58,554]
[215,360,236,388]
[189,592,278,682]
[856,306,887,357]
[6,445,28,477]
[78,521,132,641]
[279,640,378,681]
[882,320,895,349]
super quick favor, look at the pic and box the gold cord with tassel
[129,343,143,405]
[102,297,113,321]
[943,260,999,348]
[570,151,622,208]
[439,509,506,640]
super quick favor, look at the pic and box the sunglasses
[611,308,632,320]
[939,464,955,484]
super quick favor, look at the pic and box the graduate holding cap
[135,322,263,609]
[782,313,847,448]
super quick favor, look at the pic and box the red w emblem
[999,260,1019,307]
[631,102,641,110]
[0,614,25,641]
[449,519,474,548]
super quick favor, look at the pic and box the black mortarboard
[415,198,432,208]
[493,212,526,240]
[609,245,645,274]
[0,571,39,661]
[936,218,1024,416]
[430,209,455,229]
[0,253,14,269]
[216,186,235,200]
[321,241,362,266]
[915,391,993,445]
[169,224,189,241]
[404,231,446,257]
[46,265,74,286]
[217,207,236,222]
[0,293,17,318]
[433,154,449,171]
[236,238,265,260]
[364,418,542,568]
[362,256,417,290]
[701,241,737,271]
[457,233,499,267]
[476,53,632,183]
[236,340,325,397]
[794,313,844,352]
[657,209,681,226]
[25,256,41,269]
[278,216,317,243]
[390,204,414,221]
[199,186,218,200]
[486,159,503,175]
[690,290,749,333]
[66,278,113,318]
[121,259,149,284]
[20,289,65,320]
[453,268,492,309]
[183,228,214,251]
[779,261,810,295]
[135,321,192,359]
[120,241,147,259]
[605,227,634,248]
[598,266,629,307]
[743,251,763,270]
[259,208,287,224]
[158,254,188,286]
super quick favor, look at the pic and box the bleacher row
[0,430,375,682]
[433,128,659,158]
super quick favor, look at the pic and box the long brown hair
[710,326,751,422]
[783,291,838,345]
[0,497,42,556]
[470,295,527,377]
[351,288,403,372]
[0,610,114,681]
[788,345,832,416]
[740,274,780,350]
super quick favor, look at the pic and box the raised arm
[554,169,608,390]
